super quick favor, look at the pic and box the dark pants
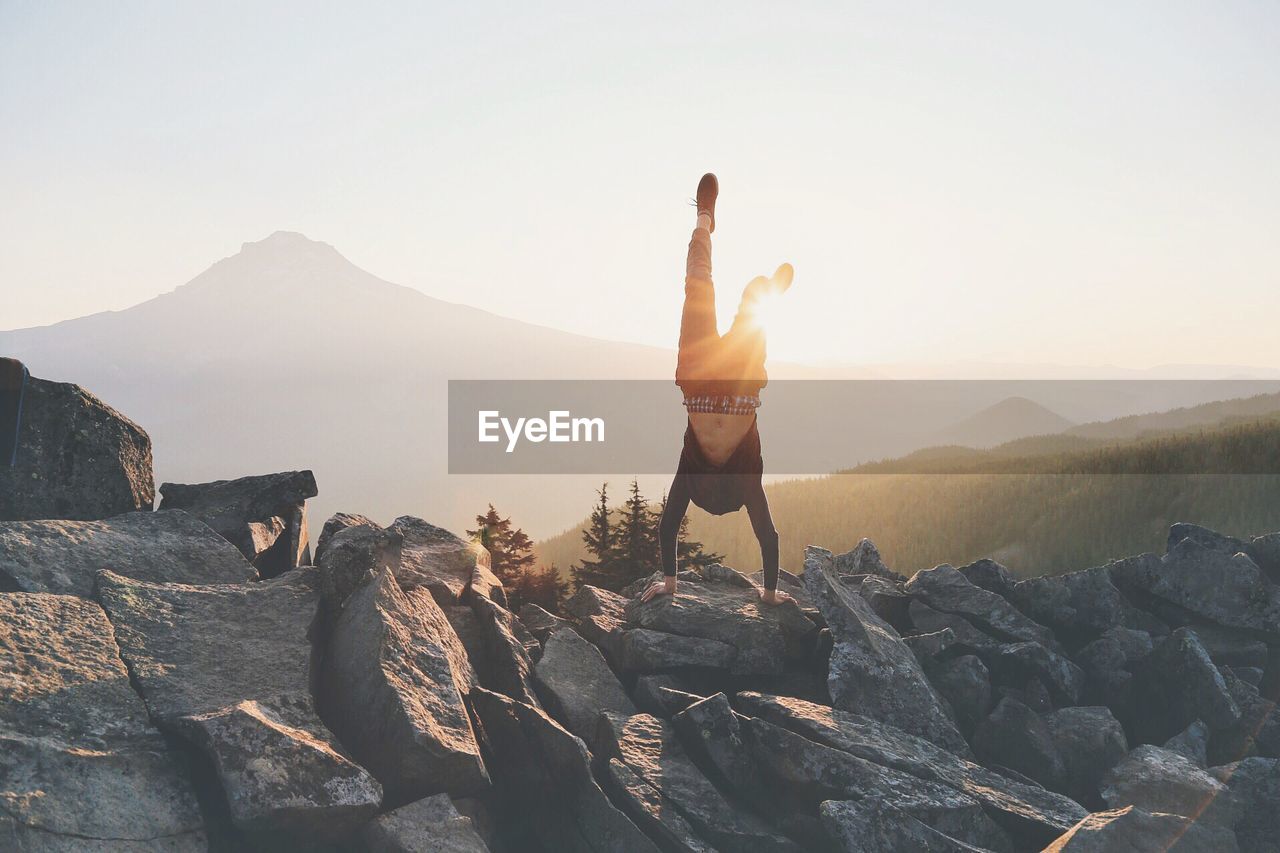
[0,358,28,468]
[675,227,768,393]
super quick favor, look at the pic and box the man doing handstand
[641,174,795,606]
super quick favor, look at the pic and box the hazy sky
[3,1,1278,367]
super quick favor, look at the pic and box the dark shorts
[677,418,763,515]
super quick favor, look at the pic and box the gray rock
[909,599,1003,652]
[903,628,956,664]
[1008,566,1151,644]
[313,511,376,564]
[736,691,1087,844]
[672,694,766,807]
[928,654,992,733]
[627,566,818,676]
[518,602,571,645]
[803,547,970,755]
[1111,539,1280,638]
[1210,757,1280,853]
[633,674,705,718]
[1162,720,1209,768]
[819,798,1002,853]
[599,711,800,852]
[320,568,486,805]
[1099,745,1236,825]
[564,584,628,661]
[906,563,1060,650]
[1073,626,1153,722]
[619,628,737,673]
[1042,805,1240,853]
[1209,668,1280,764]
[534,627,635,747]
[972,697,1065,792]
[470,595,541,707]
[0,592,206,849]
[957,558,1016,599]
[1044,706,1128,806]
[173,699,382,845]
[390,516,505,607]
[159,469,317,577]
[1167,521,1250,557]
[0,509,256,597]
[96,568,381,842]
[834,538,902,581]
[0,374,154,522]
[1186,624,1269,669]
[1133,627,1240,744]
[469,688,658,853]
[990,641,1084,706]
[1249,531,1280,581]
[856,575,911,629]
[602,758,715,853]
[358,793,490,853]
[316,519,402,610]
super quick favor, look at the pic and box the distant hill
[931,396,1075,449]
[538,409,1280,579]
[1066,392,1280,440]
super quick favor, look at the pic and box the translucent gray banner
[447,380,1280,474]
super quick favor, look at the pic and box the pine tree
[508,563,569,614]
[571,484,617,591]
[467,504,545,608]
[610,479,661,590]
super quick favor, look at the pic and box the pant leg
[675,227,720,387]
[719,294,768,389]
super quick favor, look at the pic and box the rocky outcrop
[315,517,403,611]
[0,509,256,596]
[906,562,1061,650]
[358,793,490,852]
[0,592,206,849]
[97,568,381,843]
[320,568,487,806]
[313,511,376,564]
[0,374,154,522]
[1043,805,1240,852]
[1132,627,1240,743]
[533,626,635,746]
[391,516,506,607]
[564,584,628,660]
[1099,744,1237,826]
[804,546,970,755]
[159,469,318,577]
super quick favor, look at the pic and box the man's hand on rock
[759,587,795,606]
[640,576,677,602]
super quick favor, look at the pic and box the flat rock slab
[625,568,817,676]
[618,628,737,673]
[321,568,486,806]
[160,469,317,577]
[534,626,635,746]
[0,374,154,522]
[1008,566,1153,644]
[804,547,970,756]
[1099,745,1237,827]
[359,793,490,853]
[0,509,257,597]
[97,569,381,842]
[470,688,657,853]
[905,563,1061,651]
[390,516,505,607]
[736,691,1087,844]
[0,592,206,849]
[819,798,1002,853]
[598,711,800,852]
[1043,805,1240,853]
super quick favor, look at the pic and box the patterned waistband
[683,394,761,416]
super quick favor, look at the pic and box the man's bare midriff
[688,412,755,467]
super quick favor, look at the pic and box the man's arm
[642,474,690,601]
[743,477,784,598]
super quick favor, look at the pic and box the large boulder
[0,592,206,849]
[1099,744,1236,826]
[1043,805,1240,853]
[1169,522,1280,580]
[1043,706,1128,807]
[1210,757,1280,853]
[989,641,1085,707]
[533,626,635,746]
[957,558,1017,598]
[1132,627,1240,744]
[803,547,970,755]
[320,568,487,806]
[470,595,541,707]
[358,793,490,853]
[312,511,376,564]
[1007,566,1155,645]
[314,518,403,611]
[96,569,381,842]
[909,599,1003,652]
[833,538,903,581]
[0,509,256,597]
[1209,669,1280,764]
[159,470,318,577]
[469,688,658,853]
[736,691,1087,845]
[818,798,1005,853]
[1110,539,1280,638]
[1072,626,1153,723]
[618,627,737,673]
[0,373,154,522]
[905,563,1060,650]
[671,694,770,810]
[564,584,628,661]
[598,711,800,852]
[518,602,571,646]
[972,696,1066,792]
[626,564,818,676]
[390,516,505,607]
